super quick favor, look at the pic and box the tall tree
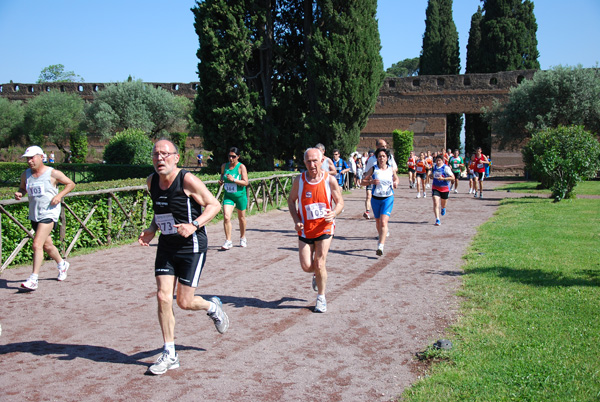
[37,64,84,83]
[420,0,462,151]
[465,0,540,155]
[86,80,185,139]
[308,0,384,157]
[23,91,84,154]
[386,57,420,78]
[465,6,486,154]
[193,0,267,170]
[479,0,540,73]
[192,0,383,169]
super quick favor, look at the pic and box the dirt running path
[0,180,520,401]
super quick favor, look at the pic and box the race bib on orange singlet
[224,183,237,193]
[28,183,44,197]
[304,203,328,220]
[155,213,177,235]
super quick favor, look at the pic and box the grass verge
[402,196,600,402]
[495,180,600,196]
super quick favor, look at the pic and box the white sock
[57,260,65,268]
[317,294,326,302]
[30,273,39,281]
[207,301,217,314]
[164,342,175,357]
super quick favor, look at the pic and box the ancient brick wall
[0,70,538,172]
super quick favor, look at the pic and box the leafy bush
[70,131,88,163]
[103,128,153,165]
[169,132,188,153]
[393,129,414,174]
[522,125,600,201]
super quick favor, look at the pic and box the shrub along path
[0,180,523,401]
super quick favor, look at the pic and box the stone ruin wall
[361,70,537,173]
[1,69,537,173]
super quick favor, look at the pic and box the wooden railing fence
[0,173,297,274]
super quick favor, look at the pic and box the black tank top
[150,169,207,253]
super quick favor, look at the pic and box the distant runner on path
[218,147,249,250]
[15,145,75,291]
[138,139,229,375]
[287,147,344,313]
[430,155,454,226]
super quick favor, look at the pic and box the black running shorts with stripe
[155,251,206,288]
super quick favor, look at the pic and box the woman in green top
[219,147,249,250]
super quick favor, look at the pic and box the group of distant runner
[10,138,489,375]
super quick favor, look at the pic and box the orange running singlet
[297,172,334,239]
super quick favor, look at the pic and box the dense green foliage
[420,0,460,76]
[420,0,462,152]
[69,131,88,164]
[465,0,540,155]
[1,171,296,267]
[37,64,84,83]
[23,91,85,153]
[85,80,188,139]
[485,66,600,148]
[0,162,156,187]
[392,129,414,174]
[403,196,600,401]
[476,0,540,73]
[169,132,188,153]
[0,98,25,147]
[103,128,153,165]
[192,0,384,170]
[386,57,420,78]
[522,125,600,201]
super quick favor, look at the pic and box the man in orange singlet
[287,148,344,313]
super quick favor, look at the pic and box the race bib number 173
[155,213,177,235]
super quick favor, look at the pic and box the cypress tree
[479,0,540,73]
[308,0,384,157]
[193,1,383,168]
[420,0,462,152]
[464,0,540,155]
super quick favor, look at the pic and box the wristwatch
[192,220,200,229]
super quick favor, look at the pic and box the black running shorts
[155,250,206,288]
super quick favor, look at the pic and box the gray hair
[304,147,323,160]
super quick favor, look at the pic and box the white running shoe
[221,240,233,250]
[416,193,421,198]
[469,188,473,194]
[240,237,247,248]
[423,193,427,198]
[207,296,229,334]
[376,244,384,256]
[454,189,458,194]
[314,296,327,313]
[426,184,431,189]
[21,276,38,291]
[149,351,180,375]
[57,261,70,281]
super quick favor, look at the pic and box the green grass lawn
[402,196,600,402]
[495,180,600,196]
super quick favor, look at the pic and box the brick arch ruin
[0,69,536,172]
[360,69,536,172]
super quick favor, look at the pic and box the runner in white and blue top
[361,147,399,256]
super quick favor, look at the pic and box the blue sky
[0,0,598,84]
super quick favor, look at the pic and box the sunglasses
[228,154,238,158]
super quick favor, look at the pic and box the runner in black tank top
[150,169,207,253]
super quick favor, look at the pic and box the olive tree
[522,125,600,201]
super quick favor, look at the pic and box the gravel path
[0,180,519,401]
